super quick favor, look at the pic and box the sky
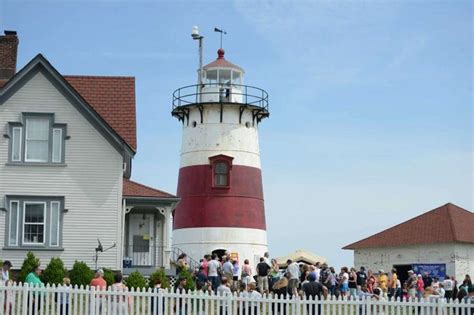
[1,0,472,269]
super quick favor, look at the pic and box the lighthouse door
[128,213,155,266]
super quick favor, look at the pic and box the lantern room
[200,48,244,103]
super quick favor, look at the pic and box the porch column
[158,206,174,269]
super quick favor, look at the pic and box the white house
[343,203,474,283]
[0,31,179,275]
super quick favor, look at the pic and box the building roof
[123,178,176,198]
[203,49,244,72]
[343,203,474,250]
[275,249,327,268]
[64,75,137,151]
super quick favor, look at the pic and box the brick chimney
[0,30,19,86]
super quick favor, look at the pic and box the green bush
[178,268,195,291]
[102,268,115,286]
[42,257,67,285]
[125,270,147,289]
[19,252,40,283]
[69,261,94,287]
[149,267,170,289]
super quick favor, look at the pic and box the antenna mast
[214,27,227,49]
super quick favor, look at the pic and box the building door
[128,213,154,266]
[393,264,412,285]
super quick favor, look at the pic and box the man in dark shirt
[422,272,432,288]
[303,273,328,314]
[356,266,368,288]
[256,257,271,293]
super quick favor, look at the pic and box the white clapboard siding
[0,71,124,269]
[0,282,472,315]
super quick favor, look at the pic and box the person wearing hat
[90,269,107,314]
[406,270,418,299]
[1,261,12,283]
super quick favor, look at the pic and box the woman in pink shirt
[416,274,425,299]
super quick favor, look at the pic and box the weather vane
[214,27,227,49]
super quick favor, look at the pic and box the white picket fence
[0,283,472,315]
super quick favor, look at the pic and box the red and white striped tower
[171,46,270,266]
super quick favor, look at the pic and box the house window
[5,197,63,248]
[214,162,229,186]
[8,114,66,164]
[209,154,234,188]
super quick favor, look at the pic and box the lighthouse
[171,29,270,266]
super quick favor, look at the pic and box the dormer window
[209,154,234,188]
[7,113,66,165]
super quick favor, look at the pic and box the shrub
[19,252,40,283]
[178,268,195,291]
[125,270,147,289]
[69,261,94,287]
[42,257,67,285]
[102,268,115,287]
[149,267,170,289]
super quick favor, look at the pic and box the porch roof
[123,179,178,200]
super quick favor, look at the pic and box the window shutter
[50,201,60,247]
[11,127,22,161]
[52,128,63,163]
[9,201,19,246]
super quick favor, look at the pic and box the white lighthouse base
[172,227,268,270]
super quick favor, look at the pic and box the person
[272,274,289,315]
[208,254,221,292]
[222,256,234,286]
[286,260,300,296]
[1,261,12,284]
[256,257,271,293]
[241,282,262,314]
[378,270,388,295]
[201,255,210,278]
[111,273,129,314]
[356,266,367,290]
[151,278,164,315]
[366,270,377,294]
[90,269,107,314]
[326,267,338,296]
[176,253,188,275]
[196,265,208,287]
[388,268,398,299]
[348,267,358,299]
[339,267,349,297]
[443,275,454,300]
[241,259,252,289]
[302,273,327,314]
[406,270,418,299]
[59,277,71,315]
[422,272,432,288]
[217,277,232,315]
[461,275,472,292]
[25,265,44,314]
[463,285,474,315]
[416,274,425,299]
[174,277,188,314]
[313,262,321,283]
[431,277,440,293]
[269,259,280,291]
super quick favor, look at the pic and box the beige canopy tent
[275,249,327,268]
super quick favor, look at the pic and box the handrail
[172,83,269,112]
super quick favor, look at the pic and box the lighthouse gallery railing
[172,83,269,111]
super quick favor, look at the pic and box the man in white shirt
[208,254,221,292]
[286,259,300,296]
[443,276,454,300]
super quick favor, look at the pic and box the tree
[178,268,195,291]
[125,270,147,289]
[19,252,40,283]
[102,268,115,287]
[149,267,170,289]
[42,257,67,285]
[69,261,94,287]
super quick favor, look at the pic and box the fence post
[21,283,28,315]
[90,286,96,315]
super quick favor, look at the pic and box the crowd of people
[176,252,474,304]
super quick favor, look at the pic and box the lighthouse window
[214,161,229,187]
